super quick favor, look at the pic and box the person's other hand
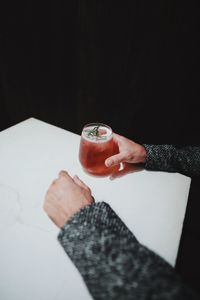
[43,171,94,228]
[105,133,147,167]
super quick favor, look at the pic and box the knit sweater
[58,145,200,299]
[144,144,200,177]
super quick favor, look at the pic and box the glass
[79,123,119,176]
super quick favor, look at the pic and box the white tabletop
[0,118,191,300]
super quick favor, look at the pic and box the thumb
[105,152,127,167]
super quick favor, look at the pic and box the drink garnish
[85,126,107,140]
[87,126,100,137]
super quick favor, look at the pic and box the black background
[0,1,200,293]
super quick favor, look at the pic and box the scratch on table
[0,183,54,235]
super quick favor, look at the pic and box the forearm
[144,144,200,177]
[58,202,198,300]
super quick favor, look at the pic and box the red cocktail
[79,123,119,176]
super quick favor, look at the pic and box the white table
[0,118,191,300]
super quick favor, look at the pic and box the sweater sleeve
[143,144,200,177]
[58,202,198,300]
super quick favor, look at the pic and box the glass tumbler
[79,123,119,176]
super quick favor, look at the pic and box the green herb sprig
[87,126,100,137]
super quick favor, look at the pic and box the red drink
[79,123,119,176]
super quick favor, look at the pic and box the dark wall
[0,1,200,293]
[77,1,200,145]
[0,1,78,132]
[1,1,199,144]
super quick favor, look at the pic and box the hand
[105,133,147,167]
[43,171,94,228]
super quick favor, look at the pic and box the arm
[144,144,200,177]
[44,171,198,300]
[58,202,198,300]
[104,133,200,177]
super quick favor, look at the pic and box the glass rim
[81,122,113,140]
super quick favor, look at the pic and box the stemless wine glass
[79,123,119,176]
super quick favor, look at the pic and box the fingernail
[106,159,112,167]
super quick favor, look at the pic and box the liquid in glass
[79,123,119,176]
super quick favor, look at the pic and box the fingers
[58,171,90,192]
[49,171,72,188]
[73,175,91,192]
[105,152,128,167]
[109,162,144,180]
[54,171,90,193]
[73,175,85,188]
[73,175,94,204]
[58,170,76,185]
[59,170,69,178]
[112,133,122,141]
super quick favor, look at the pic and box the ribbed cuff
[143,144,174,171]
[58,201,137,247]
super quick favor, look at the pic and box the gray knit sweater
[58,145,200,299]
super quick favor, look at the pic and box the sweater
[58,145,200,299]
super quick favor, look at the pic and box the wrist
[140,145,147,163]
[58,201,137,243]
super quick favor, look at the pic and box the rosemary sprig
[87,126,100,137]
